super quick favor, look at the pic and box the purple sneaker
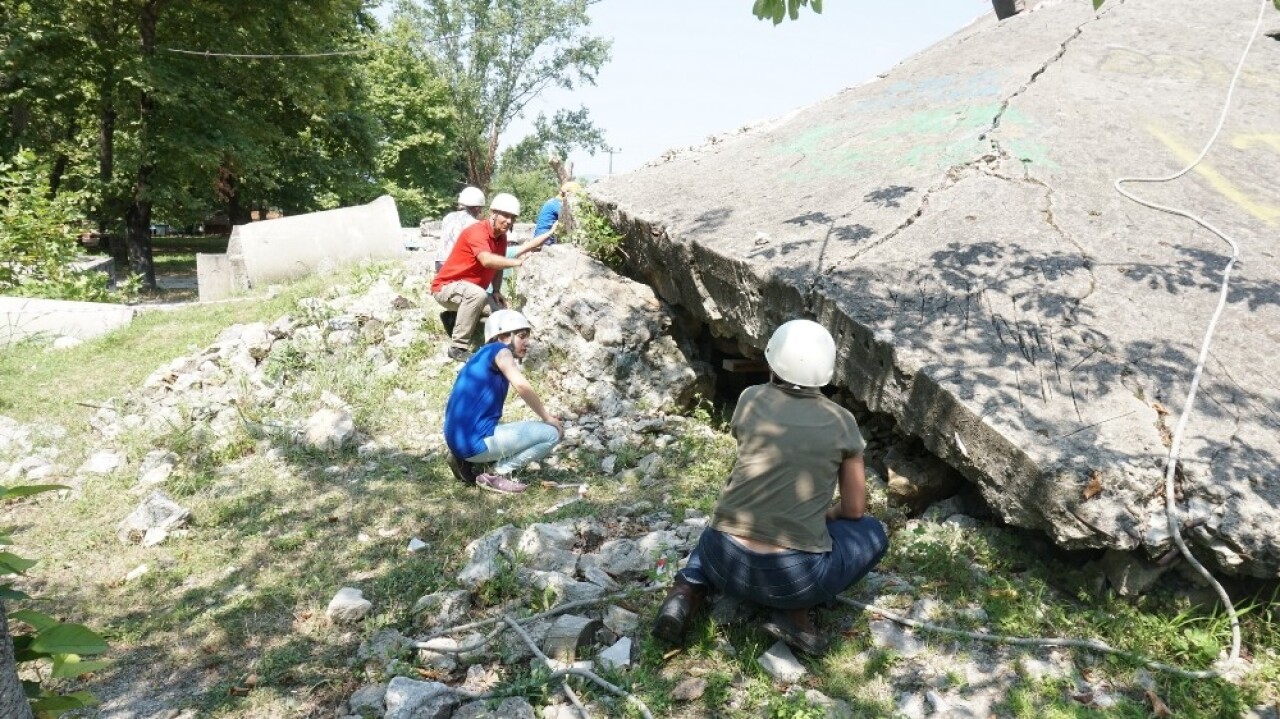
[475,473,527,494]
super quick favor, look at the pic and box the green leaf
[0,551,38,574]
[30,623,109,656]
[0,484,69,500]
[10,609,58,631]
[1274,0,1279,11]
[811,0,823,14]
[31,690,97,716]
[51,654,111,679]
[1093,0,1105,8]
[0,586,31,600]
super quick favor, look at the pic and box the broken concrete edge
[0,296,137,345]
[578,194,1251,578]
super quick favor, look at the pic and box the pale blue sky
[507,0,993,178]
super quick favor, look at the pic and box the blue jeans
[464,421,560,475]
[677,518,889,610]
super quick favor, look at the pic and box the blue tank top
[444,342,510,458]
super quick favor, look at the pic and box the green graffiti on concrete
[775,103,1057,183]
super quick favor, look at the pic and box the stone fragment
[603,605,640,635]
[118,491,191,544]
[348,683,387,718]
[80,450,124,475]
[304,408,355,451]
[868,619,926,657]
[596,637,632,671]
[327,587,373,623]
[1100,548,1170,597]
[411,589,472,630]
[671,677,707,702]
[758,641,806,683]
[383,677,457,719]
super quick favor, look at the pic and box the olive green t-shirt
[710,382,865,553]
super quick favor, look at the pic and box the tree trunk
[0,602,35,719]
[125,1,161,290]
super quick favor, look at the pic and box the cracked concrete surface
[587,0,1280,577]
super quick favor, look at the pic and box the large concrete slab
[0,297,135,344]
[589,0,1280,576]
[226,195,406,287]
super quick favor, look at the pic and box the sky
[505,0,994,178]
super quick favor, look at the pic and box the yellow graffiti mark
[1232,133,1280,154]
[1147,126,1280,225]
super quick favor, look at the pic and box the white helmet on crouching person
[458,186,485,207]
[765,319,836,388]
[489,192,521,216]
[485,309,532,343]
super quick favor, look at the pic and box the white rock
[757,641,806,683]
[596,637,632,671]
[125,564,150,582]
[52,336,83,350]
[304,408,355,451]
[79,451,123,475]
[327,587,373,623]
[408,537,428,553]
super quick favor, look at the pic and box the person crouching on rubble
[652,319,889,655]
[443,309,564,495]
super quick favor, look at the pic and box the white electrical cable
[1110,0,1271,676]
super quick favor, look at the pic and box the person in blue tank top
[443,309,563,494]
[533,181,580,247]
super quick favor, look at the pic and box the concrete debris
[327,587,373,624]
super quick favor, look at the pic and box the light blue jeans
[465,421,560,475]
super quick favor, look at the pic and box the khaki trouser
[433,281,498,351]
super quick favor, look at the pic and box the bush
[0,151,113,302]
[567,198,624,266]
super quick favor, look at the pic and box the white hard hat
[485,309,532,342]
[457,186,485,207]
[764,319,836,387]
[489,192,521,216]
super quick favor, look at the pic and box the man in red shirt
[431,193,550,362]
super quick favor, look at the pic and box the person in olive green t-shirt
[653,320,889,655]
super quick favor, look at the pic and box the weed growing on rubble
[568,200,625,265]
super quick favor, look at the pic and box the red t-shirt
[430,219,508,293]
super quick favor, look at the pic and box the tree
[396,0,611,190]
[490,106,605,214]
[752,0,822,24]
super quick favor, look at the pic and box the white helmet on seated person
[457,186,485,207]
[485,309,532,342]
[764,319,836,387]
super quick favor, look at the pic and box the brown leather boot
[652,577,708,645]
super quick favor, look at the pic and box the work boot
[652,577,708,645]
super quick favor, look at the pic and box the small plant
[567,200,624,265]
[2,484,110,718]
[766,691,827,719]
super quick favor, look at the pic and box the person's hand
[547,416,564,439]
[551,220,563,235]
[493,292,508,308]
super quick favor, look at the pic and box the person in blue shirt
[533,181,581,247]
[443,309,563,494]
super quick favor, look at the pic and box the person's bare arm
[826,454,867,521]
[495,348,563,437]
[476,250,523,270]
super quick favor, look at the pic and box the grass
[2,261,1278,718]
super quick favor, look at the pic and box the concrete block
[197,253,234,302]
[226,195,406,287]
[0,297,135,345]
